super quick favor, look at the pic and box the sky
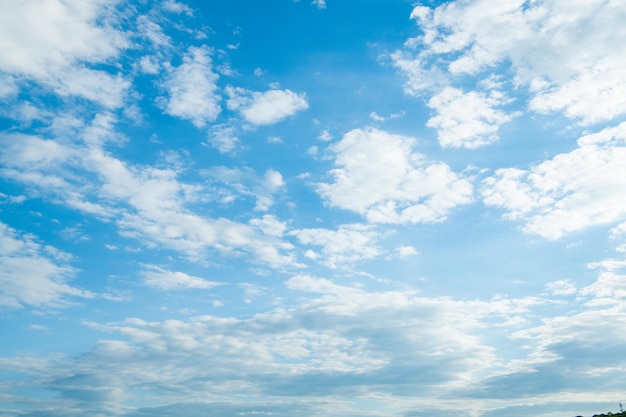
[1,0,626,416]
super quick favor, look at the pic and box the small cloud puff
[141,265,220,290]
[395,246,419,258]
[162,46,221,128]
[226,86,308,125]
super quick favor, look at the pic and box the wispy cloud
[0,222,91,308]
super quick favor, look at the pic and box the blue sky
[1,0,626,416]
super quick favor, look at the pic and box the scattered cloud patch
[226,87,308,125]
[0,122,299,269]
[290,224,382,268]
[0,222,91,308]
[317,128,473,224]
[482,122,626,239]
[162,46,221,128]
[0,0,131,107]
[394,0,626,125]
[318,129,333,141]
[427,87,517,148]
[312,0,326,10]
[209,125,240,154]
[161,0,193,15]
[141,265,219,290]
[369,111,405,123]
[395,245,419,258]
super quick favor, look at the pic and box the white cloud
[0,0,130,107]
[0,74,18,99]
[267,136,283,144]
[90,151,298,266]
[312,0,326,10]
[226,87,308,125]
[318,129,333,141]
[544,279,577,296]
[264,169,285,191]
[5,266,626,416]
[9,278,521,415]
[482,122,626,239]
[209,125,240,154]
[203,166,288,213]
[249,215,288,237]
[289,224,382,268]
[0,118,300,269]
[139,56,161,74]
[580,271,626,306]
[161,0,193,15]
[137,15,170,47]
[369,111,405,123]
[55,67,130,108]
[141,265,219,290]
[255,169,285,211]
[0,222,91,308]
[162,46,221,128]
[427,87,517,148]
[395,0,626,125]
[317,128,473,224]
[395,246,419,258]
[369,112,385,122]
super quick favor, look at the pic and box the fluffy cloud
[0,222,91,308]
[226,87,308,125]
[427,87,516,148]
[162,46,221,127]
[394,0,626,126]
[317,128,473,224]
[482,122,626,239]
[0,0,130,107]
[289,224,382,268]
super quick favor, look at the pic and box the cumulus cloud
[394,0,626,125]
[317,128,473,224]
[427,87,517,148]
[226,86,308,125]
[482,122,626,239]
[289,224,382,268]
[0,222,91,308]
[162,46,221,128]
[0,0,130,107]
